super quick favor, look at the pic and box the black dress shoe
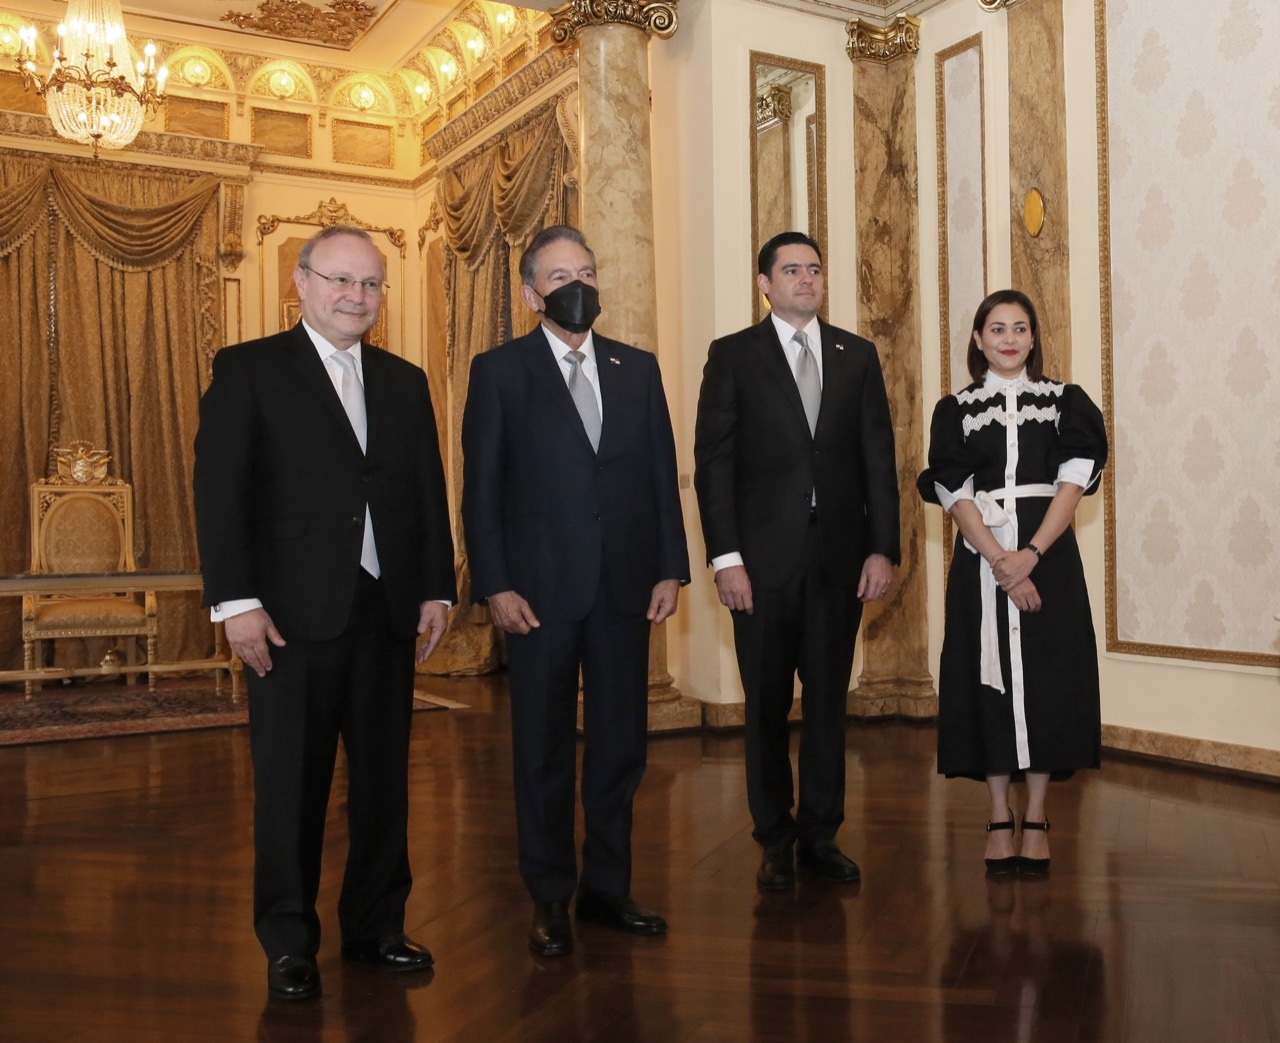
[1017,818,1051,876]
[529,900,573,957]
[756,841,796,891]
[267,954,319,1000]
[985,808,1018,876]
[797,841,862,882]
[340,932,434,972]
[575,887,667,935]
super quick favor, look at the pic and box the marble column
[1005,0,1072,379]
[552,1,700,733]
[847,18,937,719]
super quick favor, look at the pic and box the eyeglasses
[301,266,389,296]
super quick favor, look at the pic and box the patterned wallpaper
[1104,0,1280,662]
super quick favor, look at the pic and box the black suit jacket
[693,315,900,589]
[461,327,689,622]
[193,323,455,641]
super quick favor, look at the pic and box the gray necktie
[330,350,379,577]
[792,330,821,435]
[566,350,601,451]
[331,349,367,452]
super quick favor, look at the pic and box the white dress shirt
[711,313,823,574]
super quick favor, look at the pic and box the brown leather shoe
[756,841,796,891]
[575,887,667,935]
[797,841,861,882]
[340,932,434,972]
[529,900,573,956]
[267,954,319,1000]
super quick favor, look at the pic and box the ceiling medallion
[221,0,377,48]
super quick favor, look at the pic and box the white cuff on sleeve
[936,475,976,513]
[210,597,263,622]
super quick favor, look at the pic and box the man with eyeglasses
[194,225,455,1000]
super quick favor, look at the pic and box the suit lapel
[753,315,813,438]
[522,328,598,453]
[282,323,364,454]
[360,344,390,457]
[593,336,628,455]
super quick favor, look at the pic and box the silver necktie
[330,350,379,577]
[331,349,367,452]
[566,350,602,451]
[792,330,821,435]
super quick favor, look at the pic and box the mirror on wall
[749,51,827,323]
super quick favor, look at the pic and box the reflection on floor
[0,672,1277,1041]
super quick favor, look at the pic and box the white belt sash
[963,482,1056,769]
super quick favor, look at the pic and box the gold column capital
[846,15,921,66]
[550,0,679,45]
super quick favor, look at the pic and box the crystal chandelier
[14,0,168,156]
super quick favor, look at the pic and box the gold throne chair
[22,443,158,698]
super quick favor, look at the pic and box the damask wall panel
[251,108,312,158]
[1102,0,1280,663]
[936,36,985,397]
[333,119,393,168]
[0,71,43,114]
[165,96,230,140]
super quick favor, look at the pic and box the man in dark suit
[461,225,689,957]
[193,226,455,1000]
[694,231,900,891]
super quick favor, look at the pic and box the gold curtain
[427,99,576,675]
[0,156,222,674]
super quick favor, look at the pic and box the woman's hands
[991,547,1037,591]
[1005,577,1041,613]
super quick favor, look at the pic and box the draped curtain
[428,99,577,675]
[0,154,221,673]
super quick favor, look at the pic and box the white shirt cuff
[711,552,744,573]
[936,475,976,513]
[210,597,262,622]
[1056,457,1095,490]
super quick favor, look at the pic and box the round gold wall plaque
[1023,187,1045,237]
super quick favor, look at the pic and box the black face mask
[540,280,601,334]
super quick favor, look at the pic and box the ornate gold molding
[255,198,407,257]
[220,183,246,272]
[424,46,576,162]
[0,111,261,168]
[846,15,921,65]
[221,1,377,48]
[978,0,1031,11]
[755,84,793,131]
[549,0,679,45]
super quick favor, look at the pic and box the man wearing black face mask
[461,225,689,958]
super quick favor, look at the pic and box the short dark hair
[519,225,596,287]
[296,225,376,271]
[967,288,1045,382]
[758,231,822,277]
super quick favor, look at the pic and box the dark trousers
[504,580,651,903]
[732,518,863,848]
[246,570,416,958]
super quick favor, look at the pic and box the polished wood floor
[2,675,1279,1042]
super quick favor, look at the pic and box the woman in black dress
[918,290,1107,875]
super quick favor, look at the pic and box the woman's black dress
[918,373,1108,780]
